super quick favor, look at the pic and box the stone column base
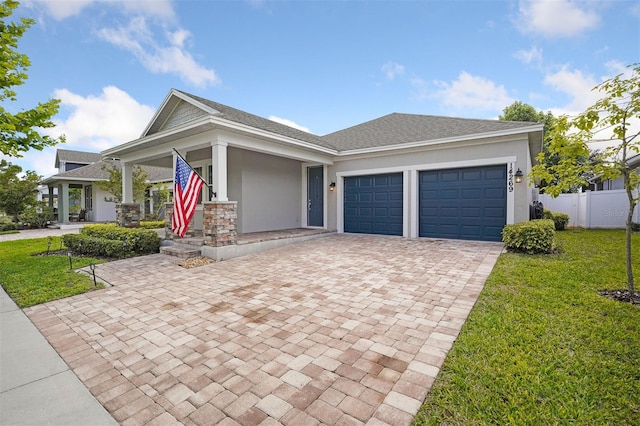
[203,202,237,247]
[116,203,141,228]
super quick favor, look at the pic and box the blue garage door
[419,165,506,241]
[344,173,403,236]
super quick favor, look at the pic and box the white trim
[409,170,419,238]
[402,170,409,238]
[507,163,515,225]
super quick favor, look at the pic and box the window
[194,167,203,204]
[84,185,93,210]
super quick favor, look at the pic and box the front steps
[160,238,203,259]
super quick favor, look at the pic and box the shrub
[502,219,557,254]
[140,220,165,229]
[543,209,570,231]
[78,224,160,256]
[20,203,51,229]
[63,234,127,258]
[0,222,18,232]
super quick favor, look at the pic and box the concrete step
[160,245,201,259]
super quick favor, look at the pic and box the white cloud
[31,0,175,21]
[515,0,599,37]
[432,72,514,113]
[268,116,312,133]
[543,66,599,115]
[46,86,155,151]
[97,17,220,88]
[381,62,405,80]
[514,46,543,65]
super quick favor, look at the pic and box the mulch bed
[176,256,214,269]
[599,290,640,307]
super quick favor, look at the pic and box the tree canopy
[0,159,41,221]
[96,160,149,204]
[530,63,640,293]
[0,0,64,157]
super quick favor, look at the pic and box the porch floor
[169,228,334,246]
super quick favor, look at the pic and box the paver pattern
[25,234,503,425]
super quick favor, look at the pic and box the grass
[0,237,105,308]
[0,230,19,235]
[414,229,640,425]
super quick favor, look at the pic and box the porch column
[48,186,55,221]
[59,183,69,223]
[121,161,134,204]
[202,201,237,246]
[211,139,228,201]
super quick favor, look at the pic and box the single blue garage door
[344,173,403,236]
[419,165,506,241]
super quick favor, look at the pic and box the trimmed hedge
[140,220,165,229]
[62,224,160,258]
[502,219,556,254]
[63,234,128,258]
[0,222,18,232]
[543,209,570,231]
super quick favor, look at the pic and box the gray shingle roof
[176,90,339,150]
[321,113,542,151]
[43,159,172,184]
[55,149,103,168]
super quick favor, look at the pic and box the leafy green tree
[0,159,41,221]
[531,64,640,293]
[1,0,64,157]
[96,160,149,204]
[500,101,555,136]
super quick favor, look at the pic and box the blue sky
[5,0,640,177]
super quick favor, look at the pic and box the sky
[4,0,640,177]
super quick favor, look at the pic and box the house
[103,89,543,252]
[591,153,640,191]
[42,149,172,223]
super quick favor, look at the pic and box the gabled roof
[322,113,542,151]
[43,159,172,184]
[172,90,338,150]
[105,88,544,160]
[54,149,103,168]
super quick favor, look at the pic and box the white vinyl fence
[539,189,639,228]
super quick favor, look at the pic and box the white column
[60,183,69,223]
[122,162,134,203]
[211,139,228,201]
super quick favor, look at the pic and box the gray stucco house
[42,149,172,223]
[103,89,543,244]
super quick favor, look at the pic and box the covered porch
[102,89,337,255]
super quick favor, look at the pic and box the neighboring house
[103,89,544,242]
[42,149,172,223]
[591,154,640,191]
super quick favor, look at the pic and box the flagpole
[173,148,217,199]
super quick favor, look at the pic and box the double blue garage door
[344,165,507,241]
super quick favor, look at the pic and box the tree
[1,0,64,157]
[531,63,640,294]
[96,160,149,204]
[0,159,41,221]
[500,101,555,136]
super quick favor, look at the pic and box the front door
[307,166,324,227]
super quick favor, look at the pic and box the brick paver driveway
[25,235,503,425]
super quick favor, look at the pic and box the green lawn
[0,237,105,308]
[414,229,640,425]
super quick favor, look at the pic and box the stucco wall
[92,186,117,222]
[325,135,533,233]
[233,149,302,233]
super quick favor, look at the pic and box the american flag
[172,155,205,237]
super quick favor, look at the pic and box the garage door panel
[344,173,403,236]
[419,165,506,242]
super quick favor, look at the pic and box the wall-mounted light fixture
[515,168,524,183]
[329,182,336,191]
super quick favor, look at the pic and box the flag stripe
[172,156,205,237]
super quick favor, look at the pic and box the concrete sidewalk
[0,288,116,426]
